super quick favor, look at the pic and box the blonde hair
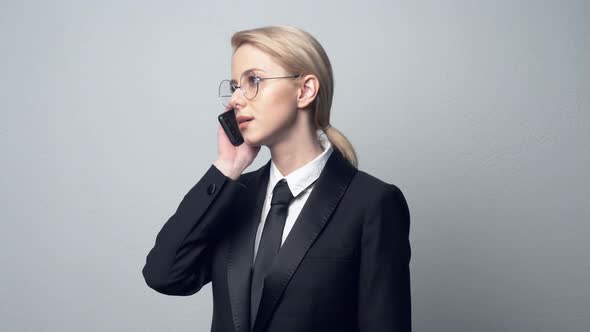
[230,25,358,168]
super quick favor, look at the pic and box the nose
[228,87,246,112]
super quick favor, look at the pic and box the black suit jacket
[142,147,411,332]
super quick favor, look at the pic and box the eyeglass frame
[218,69,302,104]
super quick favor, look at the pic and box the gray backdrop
[1,0,588,331]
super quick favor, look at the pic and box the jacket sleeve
[358,184,412,331]
[142,164,247,296]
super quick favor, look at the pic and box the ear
[296,74,319,109]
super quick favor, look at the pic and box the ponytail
[322,124,358,168]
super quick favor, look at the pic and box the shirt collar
[269,129,334,198]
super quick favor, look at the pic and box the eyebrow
[230,67,266,84]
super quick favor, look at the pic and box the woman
[143,26,411,332]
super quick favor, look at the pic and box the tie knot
[271,179,294,206]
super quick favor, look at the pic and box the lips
[237,115,254,124]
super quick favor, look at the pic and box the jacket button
[207,184,217,195]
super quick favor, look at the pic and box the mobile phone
[218,108,244,146]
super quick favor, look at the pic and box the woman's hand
[214,122,260,181]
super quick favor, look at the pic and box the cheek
[262,102,296,127]
[248,85,298,133]
[262,86,297,115]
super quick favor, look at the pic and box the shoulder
[348,169,410,217]
[351,169,406,198]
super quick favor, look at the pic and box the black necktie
[250,179,294,328]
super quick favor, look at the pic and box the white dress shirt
[253,129,334,262]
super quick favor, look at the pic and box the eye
[229,82,237,92]
[245,72,260,86]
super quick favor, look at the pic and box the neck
[268,115,323,177]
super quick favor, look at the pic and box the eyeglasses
[218,69,301,107]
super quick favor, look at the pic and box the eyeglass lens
[218,70,259,107]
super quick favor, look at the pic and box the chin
[244,129,275,147]
[242,132,263,147]
[242,121,288,147]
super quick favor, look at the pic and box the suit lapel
[227,160,270,332]
[252,148,358,332]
